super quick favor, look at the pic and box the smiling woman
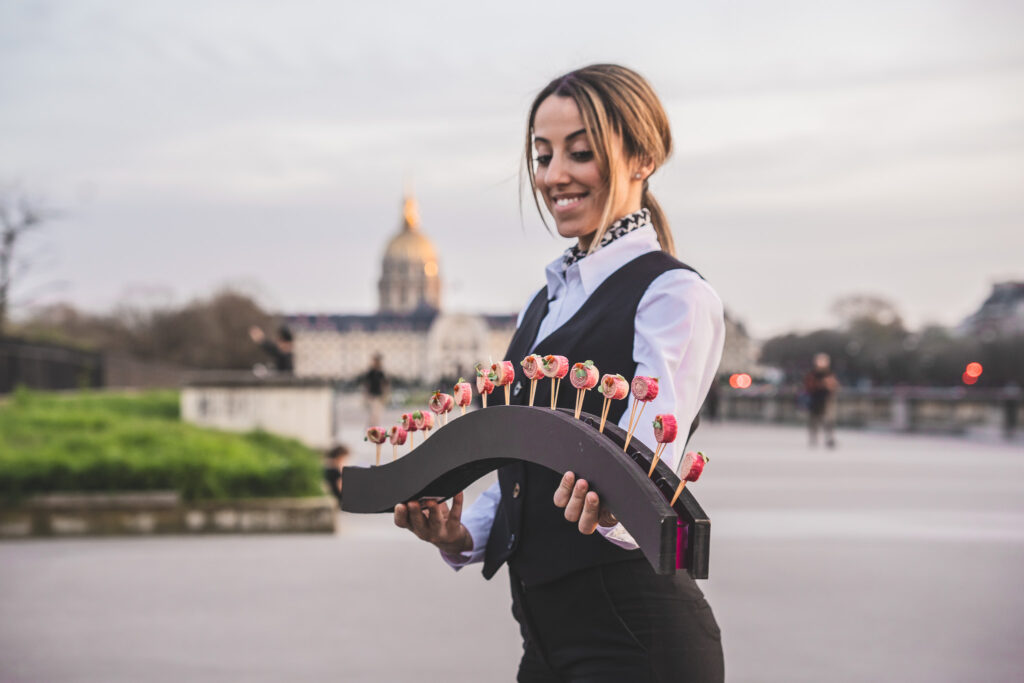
[394,64,726,682]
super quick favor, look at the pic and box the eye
[570,151,594,162]
[534,154,552,166]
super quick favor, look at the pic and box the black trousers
[510,559,724,682]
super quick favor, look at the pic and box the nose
[544,150,571,187]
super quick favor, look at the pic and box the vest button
[507,533,516,550]
[512,483,521,498]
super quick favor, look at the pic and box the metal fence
[0,337,104,393]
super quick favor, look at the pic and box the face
[532,95,645,248]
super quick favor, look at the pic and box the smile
[552,193,587,211]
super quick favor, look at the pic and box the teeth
[555,195,583,207]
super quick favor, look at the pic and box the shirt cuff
[439,527,487,570]
[597,522,640,551]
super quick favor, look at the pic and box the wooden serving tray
[341,406,710,578]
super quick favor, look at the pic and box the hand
[553,472,618,534]
[394,492,472,556]
[249,326,265,343]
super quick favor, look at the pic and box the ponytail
[642,184,675,257]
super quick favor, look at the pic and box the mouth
[551,192,588,212]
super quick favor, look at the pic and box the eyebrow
[534,128,588,145]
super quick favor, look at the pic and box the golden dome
[382,195,438,265]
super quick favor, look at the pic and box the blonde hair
[523,64,675,256]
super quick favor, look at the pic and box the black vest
[482,250,697,586]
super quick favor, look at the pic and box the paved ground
[2,423,1023,682]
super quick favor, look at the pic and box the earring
[634,173,642,179]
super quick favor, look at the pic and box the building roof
[287,311,516,333]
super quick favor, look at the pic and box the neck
[575,204,646,251]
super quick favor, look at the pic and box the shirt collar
[544,223,662,299]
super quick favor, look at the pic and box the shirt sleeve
[596,270,726,550]
[439,481,501,569]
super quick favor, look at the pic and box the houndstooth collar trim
[562,208,652,271]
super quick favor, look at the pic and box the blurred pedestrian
[249,324,294,373]
[804,352,839,447]
[357,354,390,426]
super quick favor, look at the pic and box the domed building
[287,193,516,384]
[379,196,441,314]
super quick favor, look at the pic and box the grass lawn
[0,388,323,503]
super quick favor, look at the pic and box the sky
[2,0,1022,337]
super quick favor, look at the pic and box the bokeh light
[965,362,983,378]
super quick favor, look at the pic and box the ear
[631,156,656,182]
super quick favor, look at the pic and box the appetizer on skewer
[647,414,678,476]
[670,451,708,505]
[453,378,473,416]
[541,354,569,409]
[365,426,388,466]
[596,373,629,432]
[429,390,455,426]
[412,410,434,438]
[520,354,545,407]
[388,425,407,461]
[624,375,659,451]
[570,360,600,419]
[400,412,419,450]
[475,363,495,408]
[490,360,515,406]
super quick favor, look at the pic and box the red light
[730,373,752,389]
[962,372,978,385]
[728,374,740,389]
[965,362,983,378]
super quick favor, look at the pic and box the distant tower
[378,193,441,314]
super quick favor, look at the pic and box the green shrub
[0,389,323,503]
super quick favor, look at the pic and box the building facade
[288,195,516,384]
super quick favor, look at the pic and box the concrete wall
[181,376,337,449]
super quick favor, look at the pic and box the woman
[395,64,726,682]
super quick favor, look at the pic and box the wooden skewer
[410,432,415,450]
[375,444,381,467]
[555,378,562,407]
[461,405,466,416]
[574,389,583,419]
[443,412,449,426]
[505,384,510,406]
[392,444,397,462]
[550,377,557,409]
[623,401,647,452]
[670,480,687,506]
[626,400,638,438]
[482,393,488,409]
[529,379,537,407]
[647,443,665,477]
[598,398,611,433]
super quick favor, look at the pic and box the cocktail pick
[520,354,544,407]
[365,426,388,466]
[475,363,494,409]
[623,376,659,451]
[670,451,708,506]
[647,414,678,476]
[541,355,569,409]
[570,360,599,419]
[453,378,472,416]
[596,373,629,432]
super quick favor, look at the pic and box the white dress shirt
[442,223,725,567]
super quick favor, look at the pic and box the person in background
[323,444,350,505]
[804,352,839,448]
[357,354,390,426]
[249,324,294,373]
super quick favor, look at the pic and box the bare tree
[0,191,50,335]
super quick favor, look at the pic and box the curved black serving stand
[341,406,710,579]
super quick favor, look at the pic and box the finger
[405,502,430,539]
[393,503,409,529]
[449,491,464,524]
[563,478,588,523]
[425,501,446,535]
[553,472,576,509]
[578,491,601,535]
